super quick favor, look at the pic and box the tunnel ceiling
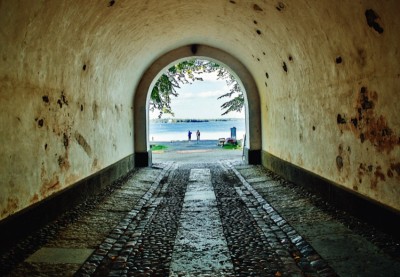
[0,0,399,220]
[1,2,397,107]
[1,1,397,100]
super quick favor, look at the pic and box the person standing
[188,130,192,141]
[196,130,200,143]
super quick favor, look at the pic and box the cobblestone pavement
[226,160,400,277]
[1,160,400,276]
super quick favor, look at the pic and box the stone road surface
[1,160,400,276]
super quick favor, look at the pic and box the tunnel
[1,0,400,273]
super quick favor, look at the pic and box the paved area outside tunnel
[1,152,400,276]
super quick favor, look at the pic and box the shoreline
[150,118,244,123]
[149,119,245,142]
[150,139,221,143]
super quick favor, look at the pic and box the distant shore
[149,118,245,142]
[150,118,244,123]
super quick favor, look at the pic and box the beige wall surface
[0,0,399,220]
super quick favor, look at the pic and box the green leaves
[149,59,244,118]
[220,94,244,115]
[149,74,177,118]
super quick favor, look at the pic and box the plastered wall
[258,1,400,211]
[0,0,399,221]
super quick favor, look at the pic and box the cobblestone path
[2,161,400,276]
[75,162,336,276]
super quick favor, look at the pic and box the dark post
[230,127,237,139]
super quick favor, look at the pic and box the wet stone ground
[1,161,400,276]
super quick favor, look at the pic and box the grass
[150,144,168,151]
[222,143,242,150]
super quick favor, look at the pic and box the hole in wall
[312,126,316,131]
[108,0,115,7]
[337,114,346,124]
[61,91,68,105]
[83,64,87,71]
[350,117,358,128]
[253,20,258,24]
[360,86,366,94]
[365,9,384,34]
[360,133,365,143]
[256,29,261,35]
[229,0,236,4]
[58,155,65,167]
[81,104,84,111]
[57,91,69,108]
[282,62,287,72]
[265,82,268,87]
[44,143,48,150]
[288,55,293,61]
[42,96,49,103]
[336,56,342,64]
[360,86,373,110]
[276,2,285,11]
[63,133,69,149]
[263,52,266,55]
[336,155,343,170]
[265,72,269,78]
[253,4,263,11]
[38,119,44,127]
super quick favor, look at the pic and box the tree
[215,68,244,116]
[149,59,244,118]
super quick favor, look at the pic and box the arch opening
[134,45,261,166]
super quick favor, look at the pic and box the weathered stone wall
[0,1,139,220]
[0,0,399,220]
[258,1,400,211]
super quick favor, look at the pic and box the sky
[149,71,245,120]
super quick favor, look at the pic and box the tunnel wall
[0,1,137,221]
[258,2,400,212]
[0,1,399,222]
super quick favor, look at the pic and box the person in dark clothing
[196,130,200,143]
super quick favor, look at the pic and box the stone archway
[134,45,261,166]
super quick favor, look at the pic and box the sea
[149,119,245,142]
